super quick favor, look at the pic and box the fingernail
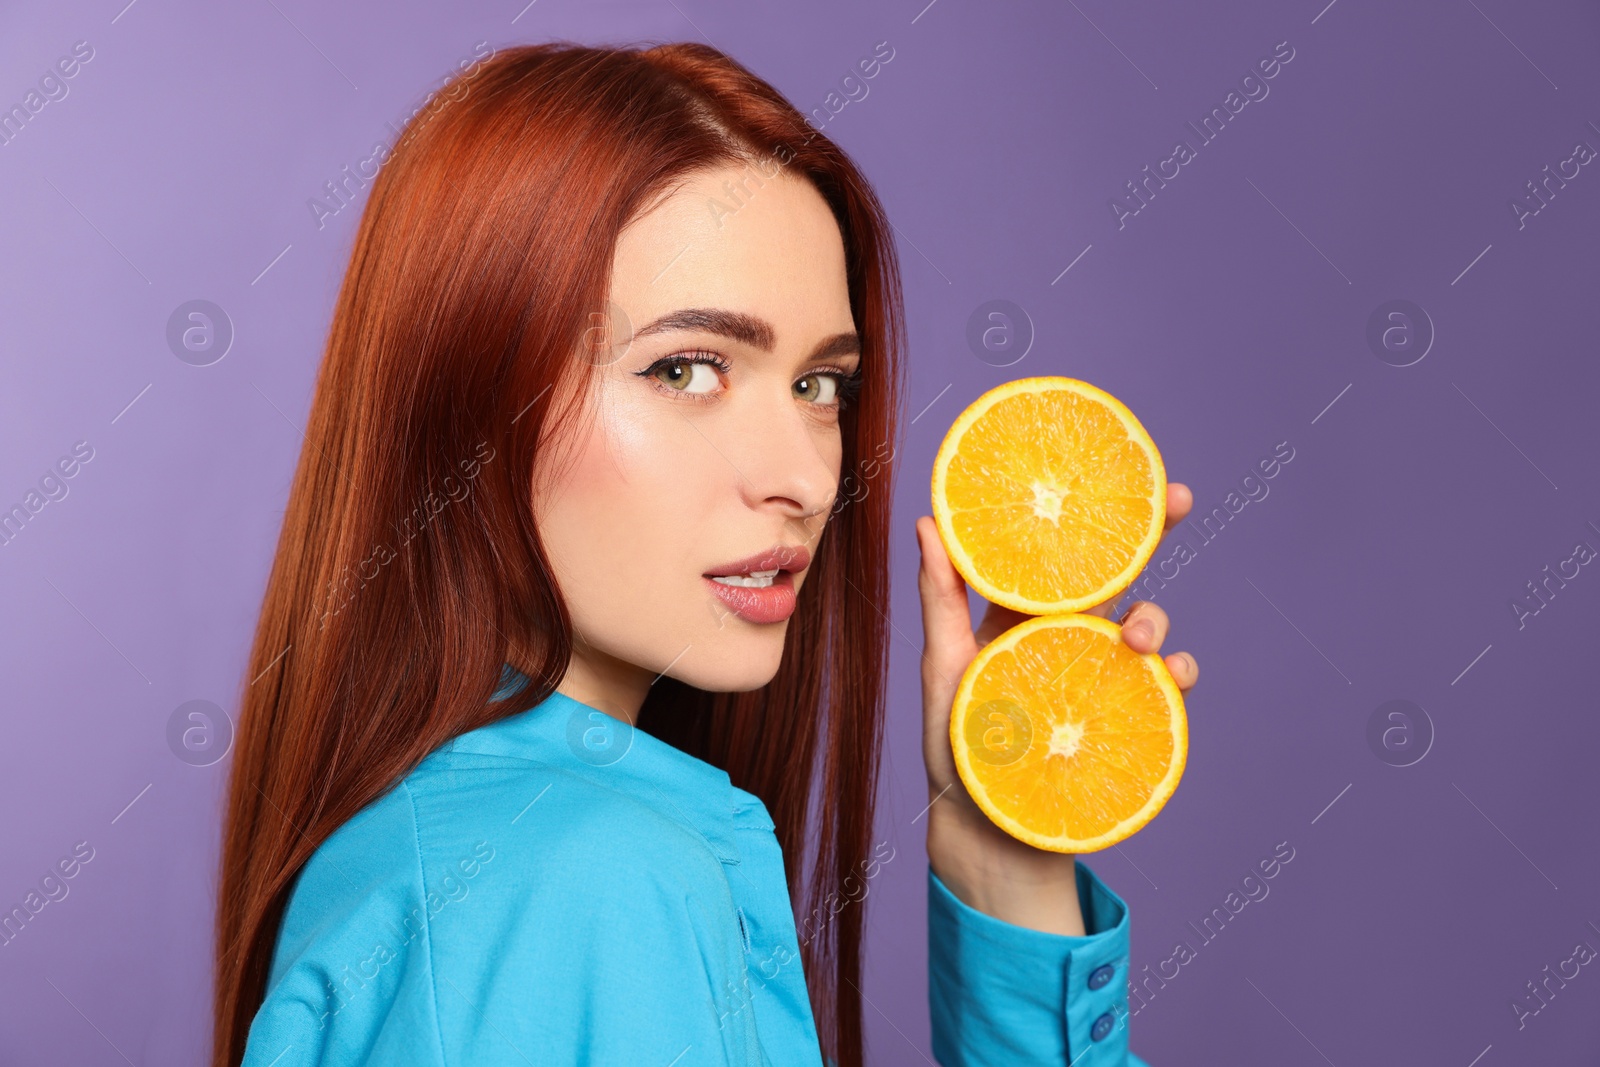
[1126,620,1154,645]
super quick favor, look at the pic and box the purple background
[3,0,1598,1063]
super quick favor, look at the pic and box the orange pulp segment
[931,376,1166,614]
[950,613,1186,853]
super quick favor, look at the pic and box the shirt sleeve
[238,786,446,1067]
[927,858,1150,1067]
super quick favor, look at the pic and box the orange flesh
[938,384,1162,609]
[953,613,1185,851]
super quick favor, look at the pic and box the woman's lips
[704,571,797,623]
[704,544,811,578]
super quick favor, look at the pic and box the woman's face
[531,162,860,720]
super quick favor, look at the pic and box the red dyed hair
[213,39,905,1067]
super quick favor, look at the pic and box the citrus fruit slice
[931,377,1166,614]
[950,613,1186,853]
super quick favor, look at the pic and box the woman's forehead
[608,165,851,334]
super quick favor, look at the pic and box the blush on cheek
[597,395,663,480]
[590,380,731,513]
[537,385,708,590]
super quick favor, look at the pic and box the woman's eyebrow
[631,307,860,362]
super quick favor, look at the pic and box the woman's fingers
[1166,651,1200,690]
[914,516,976,696]
[1121,600,1201,693]
[915,515,983,797]
[1165,482,1192,530]
[1120,601,1168,653]
[974,596,1032,648]
[1120,600,1199,690]
[920,504,1198,692]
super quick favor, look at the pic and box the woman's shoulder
[402,747,734,881]
[285,749,733,939]
[266,748,735,967]
[245,752,742,1064]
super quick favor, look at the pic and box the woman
[214,40,1198,1067]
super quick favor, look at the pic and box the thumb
[915,516,976,688]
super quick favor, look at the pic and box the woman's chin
[672,646,786,694]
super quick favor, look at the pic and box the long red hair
[213,39,905,1067]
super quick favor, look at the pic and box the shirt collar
[441,663,771,864]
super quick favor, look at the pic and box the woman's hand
[915,483,1199,935]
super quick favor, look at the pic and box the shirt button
[1087,963,1115,990]
[1090,1011,1115,1042]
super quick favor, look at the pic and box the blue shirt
[241,666,1150,1065]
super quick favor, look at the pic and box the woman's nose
[730,398,840,521]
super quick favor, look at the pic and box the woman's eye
[795,373,839,405]
[654,360,721,394]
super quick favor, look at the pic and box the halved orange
[931,377,1166,614]
[950,613,1186,853]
